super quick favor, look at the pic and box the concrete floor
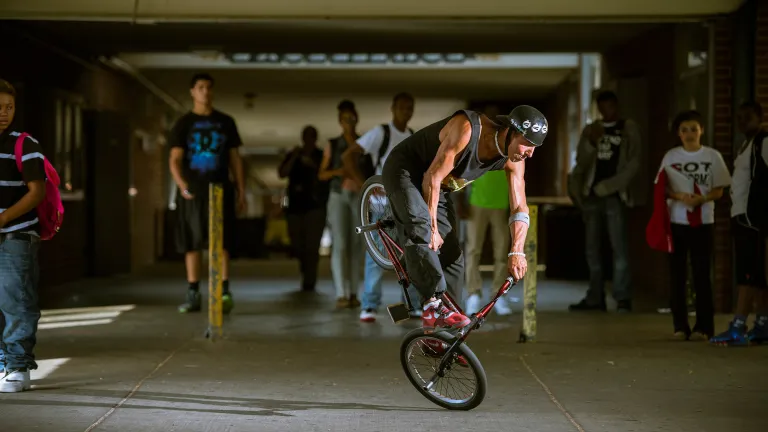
[1,259,767,432]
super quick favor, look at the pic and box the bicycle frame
[356,220,517,334]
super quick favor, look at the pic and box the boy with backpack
[341,92,421,322]
[0,79,63,392]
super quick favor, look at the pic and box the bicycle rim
[400,329,486,410]
[359,177,398,271]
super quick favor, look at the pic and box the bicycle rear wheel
[400,328,487,411]
[358,175,399,271]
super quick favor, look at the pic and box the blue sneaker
[747,325,768,345]
[710,322,749,346]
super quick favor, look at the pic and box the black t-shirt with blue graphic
[170,110,242,192]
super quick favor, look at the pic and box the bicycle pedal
[387,302,411,324]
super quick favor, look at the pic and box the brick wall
[712,18,735,313]
[757,1,768,109]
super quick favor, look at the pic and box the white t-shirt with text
[356,122,413,175]
[655,146,732,225]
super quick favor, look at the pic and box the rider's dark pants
[382,163,464,303]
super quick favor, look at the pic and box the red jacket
[646,169,674,253]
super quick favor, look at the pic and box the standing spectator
[568,91,643,313]
[655,110,731,340]
[0,79,47,392]
[463,169,513,316]
[319,100,363,309]
[711,101,768,346]
[341,92,421,322]
[169,73,246,315]
[279,126,329,293]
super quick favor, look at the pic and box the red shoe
[421,299,471,329]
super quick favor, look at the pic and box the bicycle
[355,175,518,411]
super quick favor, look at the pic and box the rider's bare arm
[423,116,472,233]
[505,158,529,254]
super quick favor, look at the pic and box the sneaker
[465,294,482,315]
[360,309,377,323]
[568,298,607,312]
[689,331,710,341]
[178,289,202,313]
[222,292,234,315]
[422,298,471,329]
[710,322,749,346]
[673,330,690,341]
[336,297,351,309]
[616,300,632,313]
[409,308,423,319]
[747,325,768,345]
[0,368,30,393]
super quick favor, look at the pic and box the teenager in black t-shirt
[169,73,246,315]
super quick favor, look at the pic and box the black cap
[495,105,548,147]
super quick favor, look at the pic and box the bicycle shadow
[0,388,440,417]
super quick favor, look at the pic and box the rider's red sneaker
[422,299,471,329]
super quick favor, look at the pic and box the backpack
[358,124,414,179]
[743,132,768,232]
[14,133,64,240]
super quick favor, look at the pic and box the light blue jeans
[327,190,362,299]
[361,207,421,310]
[0,234,41,371]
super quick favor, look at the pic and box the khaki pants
[465,206,510,296]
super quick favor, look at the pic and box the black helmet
[495,105,548,147]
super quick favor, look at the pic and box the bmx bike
[354,175,517,411]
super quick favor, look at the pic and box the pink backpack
[14,133,64,240]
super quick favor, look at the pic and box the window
[53,93,85,197]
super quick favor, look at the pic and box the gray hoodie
[568,119,647,209]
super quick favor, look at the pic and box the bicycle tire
[400,327,487,411]
[358,175,395,271]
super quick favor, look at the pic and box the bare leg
[185,251,202,283]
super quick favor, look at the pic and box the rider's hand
[508,253,528,281]
[429,229,443,251]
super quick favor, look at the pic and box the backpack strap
[14,132,28,173]
[377,124,391,167]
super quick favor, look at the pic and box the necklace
[493,130,506,157]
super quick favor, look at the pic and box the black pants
[175,183,235,253]
[669,223,714,335]
[286,207,327,291]
[382,164,463,301]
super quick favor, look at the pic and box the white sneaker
[494,296,513,316]
[465,294,482,315]
[360,309,377,323]
[0,369,31,393]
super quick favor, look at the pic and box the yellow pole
[518,204,538,343]
[206,183,224,340]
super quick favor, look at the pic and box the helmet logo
[541,124,548,134]
[532,124,541,132]
[522,120,531,129]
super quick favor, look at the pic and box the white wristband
[508,252,525,258]
[509,212,530,227]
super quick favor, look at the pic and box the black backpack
[743,132,768,232]
[358,124,414,179]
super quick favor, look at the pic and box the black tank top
[386,109,508,192]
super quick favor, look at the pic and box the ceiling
[10,20,665,55]
[0,0,744,20]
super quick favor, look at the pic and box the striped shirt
[0,129,46,234]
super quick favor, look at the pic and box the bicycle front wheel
[358,175,399,271]
[400,328,487,411]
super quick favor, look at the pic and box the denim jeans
[361,206,421,311]
[0,234,41,371]
[581,195,631,303]
[327,190,362,299]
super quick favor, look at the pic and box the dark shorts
[733,217,768,289]
[174,183,236,254]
